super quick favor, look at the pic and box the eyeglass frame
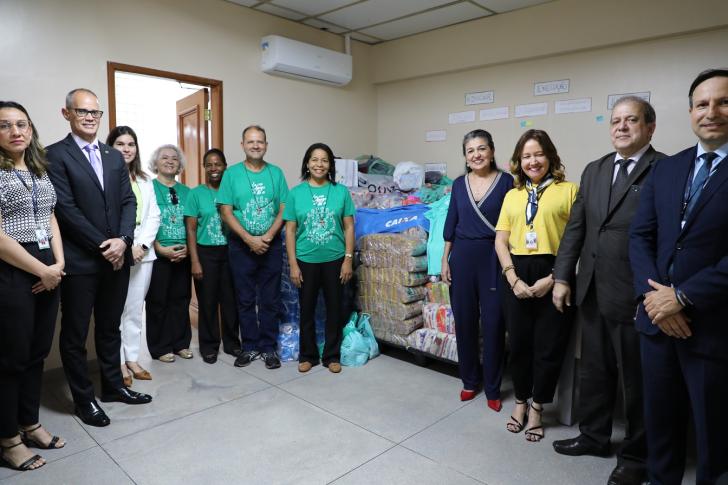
[69,108,104,119]
[0,120,32,134]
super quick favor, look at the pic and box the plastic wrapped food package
[357,231,427,256]
[422,303,456,334]
[358,251,428,272]
[357,267,429,287]
[407,328,458,362]
[357,296,423,320]
[425,281,451,305]
[367,313,423,336]
[278,323,300,362]
[357,281,427,304]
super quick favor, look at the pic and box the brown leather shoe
[122,375,132,388]
[131,368,152,380]
[328,362,342,373]
[298,362,313,373]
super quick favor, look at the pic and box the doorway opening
[106,62,223,188]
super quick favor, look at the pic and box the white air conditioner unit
[260,35,352,87]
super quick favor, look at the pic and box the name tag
[525,230,538,250]
[36,227,50,250]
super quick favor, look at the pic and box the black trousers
[502,254,573,404]
[145,257,192,358]
[0,244,59,438]
[60,265,129,404]
[297,258,344,366]
[577,286,645,468]
[194,245,240,356]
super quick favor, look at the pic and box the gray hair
[65,88,99,109]
[148,144,186,174]
[242,124,267,141]
[612,96,656,124]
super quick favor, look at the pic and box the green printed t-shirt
[153,179,190,247]
[183,185,227,246]
[283,181,355,263]
[216,162,288,236]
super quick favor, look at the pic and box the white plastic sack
[393,161,425,192]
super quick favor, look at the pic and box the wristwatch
[345,253,353,259]
[120,235,133,247]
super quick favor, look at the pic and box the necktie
[84,144,104,189]
[609,158,631,210]
[684,151,718,220]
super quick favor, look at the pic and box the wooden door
[176,88,209,188]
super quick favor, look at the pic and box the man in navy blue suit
[630,69,728,485]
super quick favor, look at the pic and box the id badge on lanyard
[525,226,538,250]
[36,227,50,249]
[14,170,49,249]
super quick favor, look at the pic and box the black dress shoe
[203,353,218,364]
[75,401,110,427]
[224,347,242,357]
[552,434,610,457]
[100,387,152,405]
[607,464,646,485]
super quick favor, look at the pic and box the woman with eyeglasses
[283,143,355,374]
[0,101,65,471]
[107,126,160,385]
[146,144,192,363]
[495,129,577,443]
[184,149,241,364]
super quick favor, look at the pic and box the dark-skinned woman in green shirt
[284,143,355,374]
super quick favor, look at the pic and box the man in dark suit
[552,96,664,485]
[630,69,728,485]
[47,88,151,427]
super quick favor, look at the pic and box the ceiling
[225,0,553,44]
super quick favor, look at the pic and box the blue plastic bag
[357,313,379,359]
[355,204,431,241]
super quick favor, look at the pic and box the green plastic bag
[341,312,380,367]
[356,313,379,359]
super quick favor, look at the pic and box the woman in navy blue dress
[441,129,513,412]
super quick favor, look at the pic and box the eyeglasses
[70,108,104,119]
[0,120,31,134]
[169,187,179,205]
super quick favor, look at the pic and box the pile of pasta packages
[356,227,458,362]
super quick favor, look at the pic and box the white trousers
[119,260,154,363]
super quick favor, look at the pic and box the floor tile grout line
[324,442,400,484]
[396,443,489,484]
[396,398,480,444]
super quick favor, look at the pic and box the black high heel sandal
[506,399,529,433]
[525,402,544,442]
[20,424,65,450]
[0,440,44,471]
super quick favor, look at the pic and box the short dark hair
[203,148,227,166]
[0,100,48,177]
[242,124,266,141]
[462,129,497,173]
[107,125,146,181]
[689,68,728,107]
[300,142,336,184]
[612,96,656,124]
[509,129,566,189]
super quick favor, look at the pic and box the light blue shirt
[694,140,728,181]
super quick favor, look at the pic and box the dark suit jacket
[630,145,728,360]
[553,146,665,322]
[46,134,136,275]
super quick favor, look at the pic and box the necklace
[307,181,331,226]
[243,163,275,213]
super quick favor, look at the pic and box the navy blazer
[629,145,728,360]
[46,134,136,275]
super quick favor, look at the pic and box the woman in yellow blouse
[494,129,577,443]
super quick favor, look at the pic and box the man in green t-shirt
[218,125,288,369]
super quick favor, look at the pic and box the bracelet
[510,278,521,290]
[501,265,515,276]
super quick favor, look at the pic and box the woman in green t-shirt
[283,143,355,374]
[184,149,240,364]
[146,144,193,363]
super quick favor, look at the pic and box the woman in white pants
[107,126,160,387]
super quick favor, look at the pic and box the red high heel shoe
[460,389,477,401]
[487,399,503,412]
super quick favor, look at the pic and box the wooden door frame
[106,61,223,151]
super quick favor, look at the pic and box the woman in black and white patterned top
[0,101,65,472]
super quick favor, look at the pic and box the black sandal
[524,402,544,442]
[506,399,528,434]
[20,424,65,450]
[0,440,44,471]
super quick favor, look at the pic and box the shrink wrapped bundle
[357,281,427,304]
[357,296,422,321]
[357,232,427,256]
[422,303,456,334]
[367,313,423,336]
[407,328,458,362]
[359,250,428,272]
[425,281,451,305]
[357,267,428,287]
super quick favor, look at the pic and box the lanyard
[681,160,718,220]
[13,169,40,221]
